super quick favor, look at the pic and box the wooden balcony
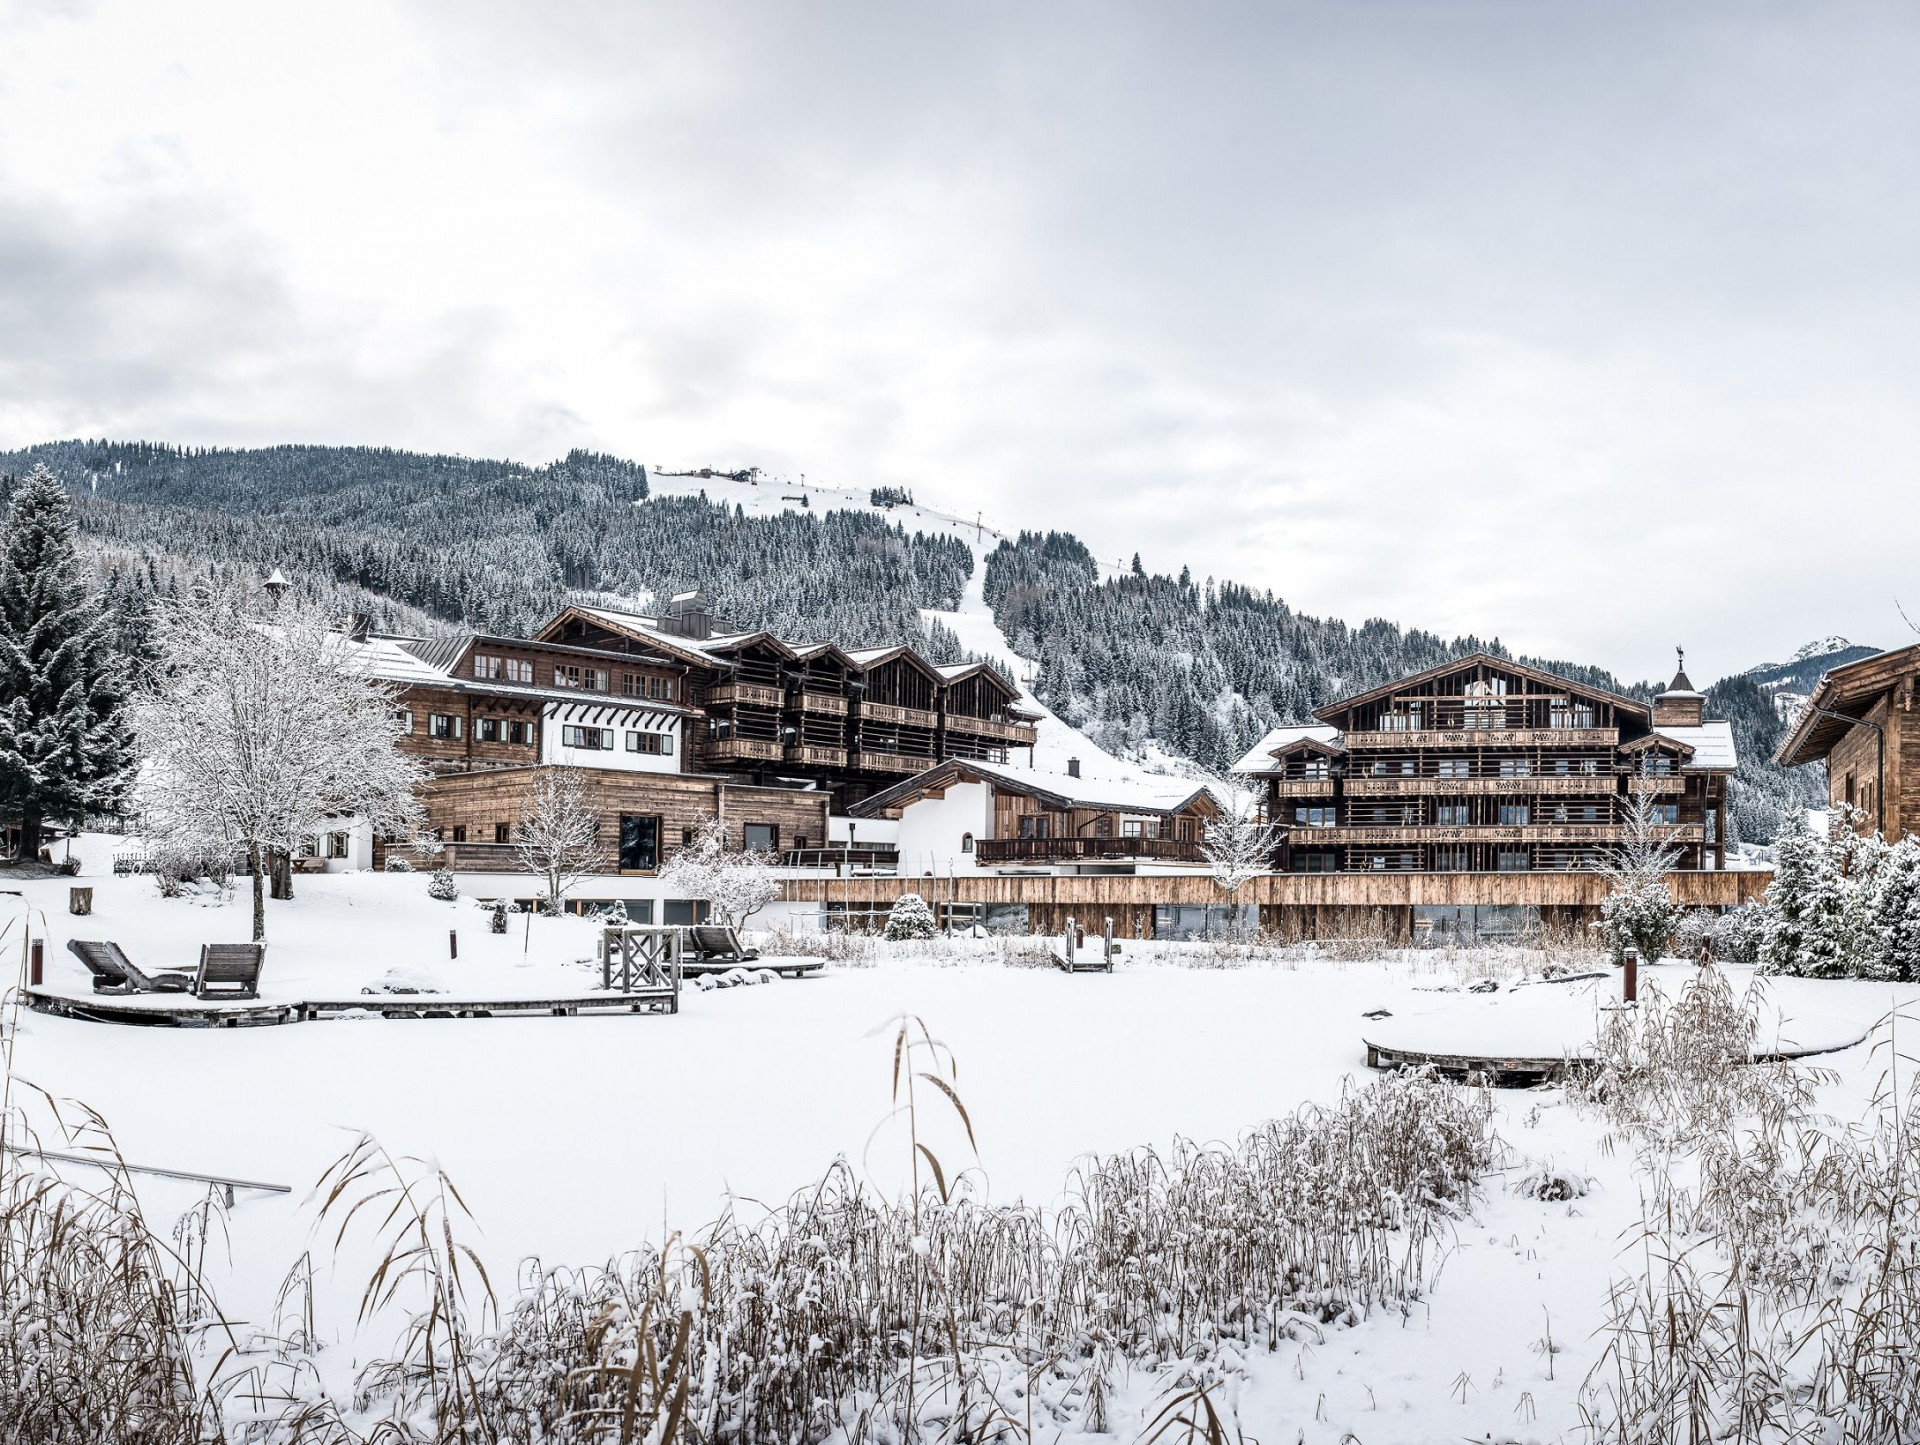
[1346,776,1613,796]
[1341,728,1619,749]
[943,713,1040,745]
[795,691,849,716]
[1300,824,1703,846]
[1269,779,1336,797]
[439,842,532,873]
[785,744,847,767]
[708,682,785,709]
[975,836,1204,864]
[1627,776,1686,795]
[699,737,784,763]
[858,701,939,730]
[854,748,938,774]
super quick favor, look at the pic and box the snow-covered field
[6,850,1918,1440]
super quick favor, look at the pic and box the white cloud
[3,0,1918,679]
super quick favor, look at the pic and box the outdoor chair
[194,943,266,1000]
[66,939,193,995]
[687,925,761,963]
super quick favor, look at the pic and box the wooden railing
[1345,776,1612,796]
[942,713,1039,744]
[708,682,785,709]
[854,748,938,774]
[700,737,784,763]
[785,744,847,767]
[439,842,532,872]
[859,701,939,730]
[975,836,1204,864]
[1627,776,1686,794]
[1269,779,1336,797]
[795,691,849,716]
[782,846,901,874]
[1341,728,1619,749]
[1299,824,1703,846]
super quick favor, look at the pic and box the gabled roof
[934,661,1020,697]
[848,758,1221,820]
[1230,725,1343,775]
[700,631,801,662]
[1775,643,1918,766]
[846,644,945,682]
[538,604,732,669]
[791,641,860,668]
[1633,721,1738,771]
[1311,651,1650,724]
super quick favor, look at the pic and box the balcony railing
[1627,776,1686,794]
[437,842,532,873]
[782,846,900,874]
[708,682,785,709]
[1342,728,1619,749]
[1345,775,1613,796]
[700,737,784,763]
[858,701,940,730]
[854,748,937,774]
[975,836,1204,864]
[1296,824,1703,846]
[942,713,1039,745]
[1269,779,1337,797]
[785,744,847,767]
[794,691,849,716]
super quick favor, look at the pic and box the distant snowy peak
[1748,638,1881,695]
[1789,636,1855,664]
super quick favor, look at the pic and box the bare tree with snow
[657,812,782,931]
[1199,792,1275,932]
[132,582,427,940]
[514,767,607,913]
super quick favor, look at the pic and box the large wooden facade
[1775,643,1920,842]
[1235,653,1736,874]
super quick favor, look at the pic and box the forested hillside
[2,440,1828,841]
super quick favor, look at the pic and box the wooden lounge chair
[687,925,760,963]
[66,939,193,995]
[195,943,265,1000]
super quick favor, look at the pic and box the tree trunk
[250,842,266,942]
[270,848,293,901]
[18,809,43,863]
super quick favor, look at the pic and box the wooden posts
[29,939,43,988]
[449,929,459,960]
[1064,914,1076,967]
[1623,946,1639,1004]
[68,886,92,916]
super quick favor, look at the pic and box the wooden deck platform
[680,958,825,979]
[25,985,680,1028]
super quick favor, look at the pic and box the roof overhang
[1312,651,1651,724]
[1775,644,1918,766]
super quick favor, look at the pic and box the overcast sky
[3,1,1916,681]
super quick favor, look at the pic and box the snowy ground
[5,853,1916,1440]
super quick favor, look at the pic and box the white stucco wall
[894,780,994,877]
[541,702,684,773]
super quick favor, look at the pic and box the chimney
[1067,757,1081,779]
[666,589,713,640]
[344,613,371,643]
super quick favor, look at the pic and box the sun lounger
[686,924,760,963]
[66,939,193,995]
[194,943,265,1000]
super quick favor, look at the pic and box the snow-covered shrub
[384,856,414,873]
[489,901,509,934]
[426,867,458,902]
[884,892,937,941]
[1712,901,1767,964]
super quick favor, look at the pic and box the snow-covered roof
[950,758,1219,814]
[327,633,454,685]
[1229,725,1343,775]
[572,606,729,665]
[1650,721,1738,771]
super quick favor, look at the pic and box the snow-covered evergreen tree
[0,465,135,857]
[427,867,459,902]
[1865,836,1920,983]
[884,892,937,941]
[1760,811,1844,976]
[1597,792,1685,964]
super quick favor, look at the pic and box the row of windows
[433,820,792,856]
[1298,802,1676,827]
[560,725,676,755]
[472,652,682,702]
[473,654,536,684]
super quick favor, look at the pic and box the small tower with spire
[1653,645,1705,727]
[264,567,291,606]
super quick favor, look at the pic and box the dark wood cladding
[410,768,830,869]
[1779,646,1919,844]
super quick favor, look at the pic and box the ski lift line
[4,1143,291,1196]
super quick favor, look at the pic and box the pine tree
[1760,811,1843,975]
[0,465,134,857]
[1866,836,1920,983]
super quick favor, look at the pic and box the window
[1436,803,1471,826]
[1498,757,1533,777]
[450,825,467,843]
[1550,702,1595,729]
[474,654,503,679]
[396,708,414,735]
[429,713,462,740]
[1437,757,1471,778]
[1300,758,1329,780]
[1496,849,1530,872]
[663,899,712,926]
[626,730,672,755]
[494,822,510,843]
[1293,806,1335,828]
[961,832,974,852]
[327,832,349,859]
[1122,819,1143,837]
[1432,846,1470,871]
[554,664,607,692]
[743,824,778,854]
[1642,755,1674,777]
[562,725,613,750]
[1497,803,1531,826]
[508,720,532,745]
[505,658,533,684]
[475,717,500,742]
[618,815,660,871]
[1292,851,1337,873]
[1649,804,1679,825]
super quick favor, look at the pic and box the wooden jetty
[26,980,680,1029]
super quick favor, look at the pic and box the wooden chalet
[849,758,1220,869]
[1233,652,1736,873]
[1775,643,1920,842]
